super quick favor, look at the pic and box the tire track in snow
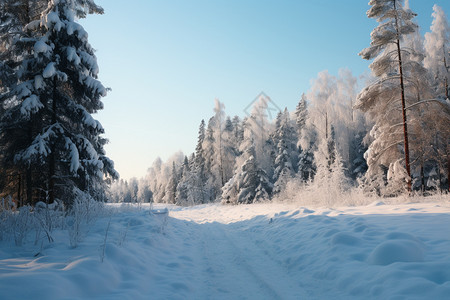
[194,221,305,299]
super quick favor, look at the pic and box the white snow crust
[1,199,449,299]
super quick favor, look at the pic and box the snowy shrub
[12,205,34,246]
[33,200,65,244]
[68,192,105,248]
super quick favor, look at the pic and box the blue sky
[80,0,450,180]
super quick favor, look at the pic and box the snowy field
[1,198,450,299]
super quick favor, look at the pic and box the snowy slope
[1,199,450,299]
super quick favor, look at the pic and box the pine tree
[357,0,421,193]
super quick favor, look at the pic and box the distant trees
[424,4,450,100]
[423,5,450,192]
[105,1,448,204]
[0,0,117,206]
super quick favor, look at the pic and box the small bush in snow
[68,192,105,248]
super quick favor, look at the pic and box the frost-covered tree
[222,116,239,182]
[212,99,226,186]
[0,0,49,204]
[272,109,297,193]
[296,96,316,181]
[231,115,244,149]
[203,117,220,201]
[137,178,152,203]
[424,5,450,100]
[164,162,178,204]
[313,126,349,202]
[423,5,450,191]
[192,119,209,203]
[357,0,420,192]
[0,0,117,205]
[222,141,272,204]
[241,94,274,179]
[295,93,308,138]
[175,156,192,206]
[349,131,368,180]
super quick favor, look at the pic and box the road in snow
[1,200,450,299]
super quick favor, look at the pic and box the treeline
[114,1,449,205]
[113,76,369,205]
[0,0,117,207]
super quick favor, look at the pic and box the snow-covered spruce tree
[192,119,209,203]
[221,141,272,204]
[203,117,219,201]
[175,156,192,206]
[296,96,316,181]
[357,0,421,193]
[1,0,117,205]
[165,162,178,204]
[222,116,239,183]
[0,0,49,204]
[272,109,297,194]
[349,131,368,180]
[295,93,308,138]
[273,139,294,195]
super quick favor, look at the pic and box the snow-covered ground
[1,198,450,299]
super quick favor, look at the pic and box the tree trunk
[17,174,21,207]
[394,1,412,193]
[49,80,57,204]
[26,116,33,205]
[26,168,32,205]
[420,164,425,194]
[444,53,448,99]
[448,148,450,193]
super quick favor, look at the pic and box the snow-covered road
[1,200,450,299]
[158,215,307,299]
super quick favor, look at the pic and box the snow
[43,62,56,78]
[20,95,43,117]
[34,75,45,90]
[65,138,80,173]
[45,11,63,32]
[1,199,450,299]
[66,47,81,65]
[82,76,107,96]
[34,40,52,54]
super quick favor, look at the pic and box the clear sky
[80,0,450,180]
